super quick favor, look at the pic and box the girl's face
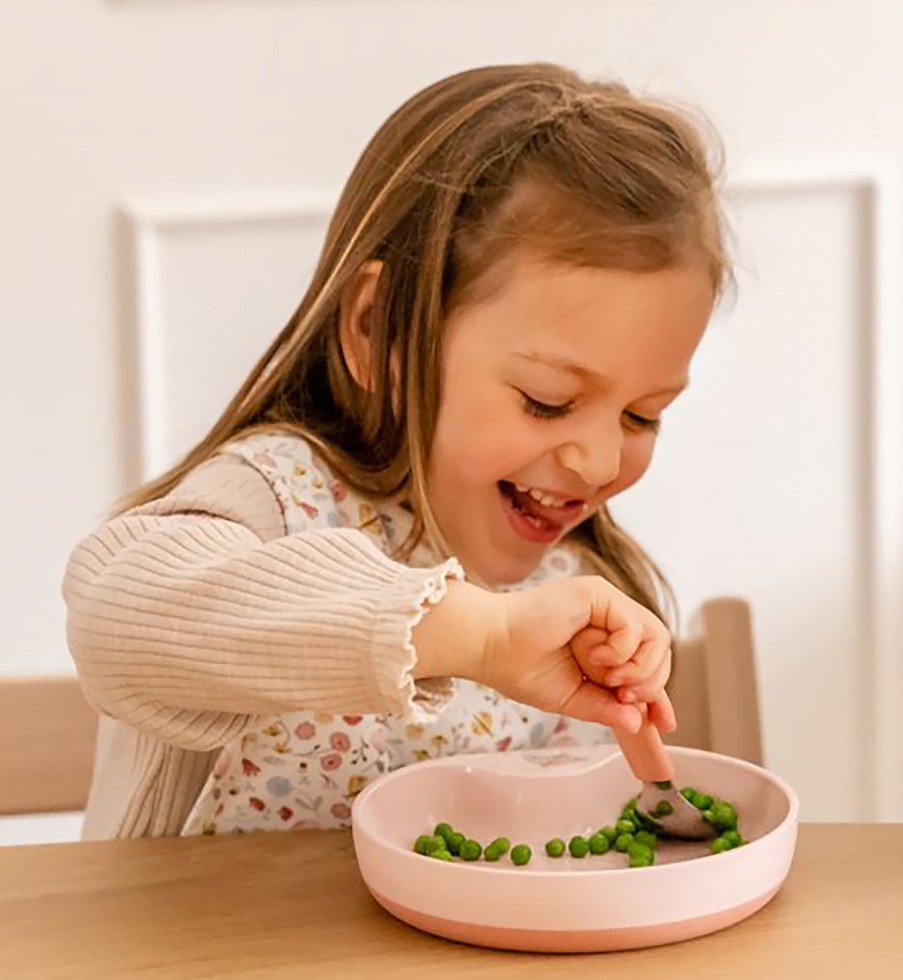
[428,250,714,586]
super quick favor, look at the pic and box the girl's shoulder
[217,428,365,536]
[220,427,332,482]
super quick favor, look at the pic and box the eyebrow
[514,351,689,397]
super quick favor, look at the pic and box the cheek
[430,404,500,490]
[432,388,538,480]
[605,435,656,498]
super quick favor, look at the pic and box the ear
[338,260,384,390]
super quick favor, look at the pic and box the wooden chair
[665,597,764,765]
[0,597,762,818]
[0,676,98,816]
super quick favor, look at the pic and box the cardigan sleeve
[63,453,461,751]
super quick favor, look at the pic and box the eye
[518,391,574,420]
[623,410,661,433]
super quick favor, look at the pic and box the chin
[462,550,545,589]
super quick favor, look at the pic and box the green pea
[459,839,482,861]
[430,848,453,861]
[413,834,433,855]
[710,836,733,855]
[545,838,566,858]
[632,809,658,832]
[484,844,502,862]
[651,800,674,818]
[615,818,636,835]
[446,831,466,856]
[510,844,532,866]
[599,825,618,842]
[488,836,511,855]
[634,830,658,851]
[629,852,655,868]
[627,842,655,867]
[723,830,745,848]
[694,793,714,811]
[614,833,634,853]
[705,802,738,830]
[588,833,610,855]
[423,835,446,855]
[434,822,454,842]
[569,835,590,858]
[680,786,699,803]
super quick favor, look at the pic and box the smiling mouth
[497,480,587,540]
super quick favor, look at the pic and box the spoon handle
[613,706,674,783]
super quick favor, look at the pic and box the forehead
[450,250,715,387]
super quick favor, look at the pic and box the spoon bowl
[635,780,718,840]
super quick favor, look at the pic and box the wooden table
[1,825,900,978]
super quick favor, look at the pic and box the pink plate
[352,745,798,952]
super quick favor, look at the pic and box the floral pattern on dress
[181,431,612,836]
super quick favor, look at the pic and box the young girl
[64,62,727,839]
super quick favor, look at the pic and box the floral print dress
[181,432,611,835]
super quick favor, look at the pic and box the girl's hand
[412,577,676,734]
[569,616,676,733]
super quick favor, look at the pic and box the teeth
[527,487,569,507]
[508,481,577,508]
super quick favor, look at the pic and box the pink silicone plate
[352,745,799,952]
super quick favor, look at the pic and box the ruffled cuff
[369,556,465,724]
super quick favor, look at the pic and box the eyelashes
[520,393,574,420]
[622,411,661,433]
[518,391,661,433]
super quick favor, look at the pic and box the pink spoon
[614,710,716,840]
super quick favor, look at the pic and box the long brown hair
[119,62,730,627]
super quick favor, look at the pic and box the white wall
[3,1,902,823]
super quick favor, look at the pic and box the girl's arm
[63,454,461,751]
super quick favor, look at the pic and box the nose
[556,417,623,491]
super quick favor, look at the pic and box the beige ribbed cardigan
[63,454,455,839]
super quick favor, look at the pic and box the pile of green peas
[680,787,747,853]
[413,823,532,866]
[547,796,659,868]
[412,789,745,869]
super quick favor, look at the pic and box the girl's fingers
[605,633,670,688]
[584,625,643,670]
[648,691,678,734]
[570,627,630,681]
[615,652,671,706]
[619,685,676,734]
[570,626,610,664]
[586,586,653,667]
[558,681,644,732]
[571,620,650,675]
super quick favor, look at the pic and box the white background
[3,1,902,834]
